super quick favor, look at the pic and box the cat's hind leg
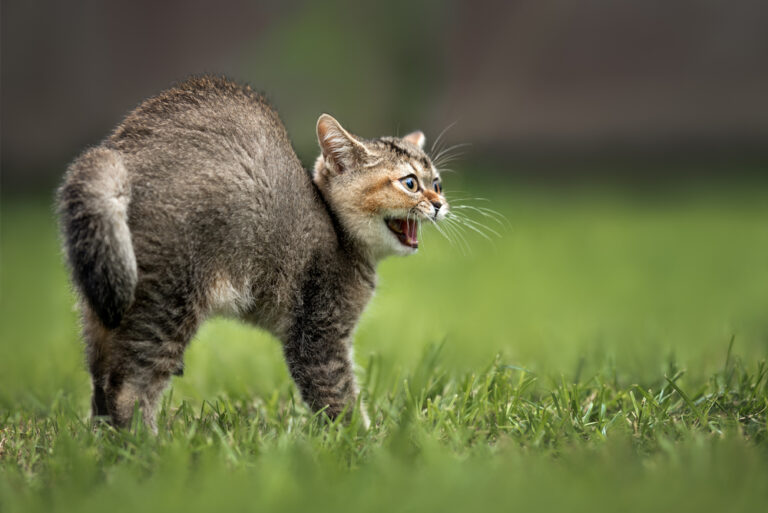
[82,303,113,420]
[98,294,199,430]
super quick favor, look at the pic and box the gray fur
[57,75,440,429]
[58,148,137,328]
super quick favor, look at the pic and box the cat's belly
[205,271,294,341]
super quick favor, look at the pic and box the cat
[57,75,448,429]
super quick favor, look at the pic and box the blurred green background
[2,1,768,512]
[2,177,768,512]
[2,180,768,410]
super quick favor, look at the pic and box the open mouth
[385,218,419,248]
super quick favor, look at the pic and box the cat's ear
[403,130,426,149]
[316,114,369,175]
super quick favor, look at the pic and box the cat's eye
[400,175,419,193]
[433,180,442,194]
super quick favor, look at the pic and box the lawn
[1,178,767,512]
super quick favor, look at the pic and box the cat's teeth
[405,219,418,242]
[385,218,418,248]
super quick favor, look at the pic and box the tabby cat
[57,76,448,429]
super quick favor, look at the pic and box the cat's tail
[57,147,137,329]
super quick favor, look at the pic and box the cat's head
[313,114,448,260]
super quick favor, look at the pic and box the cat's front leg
[283,330,369,428]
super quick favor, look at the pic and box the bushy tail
[57,147,137,329]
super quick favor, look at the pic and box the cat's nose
[431,201,442,214]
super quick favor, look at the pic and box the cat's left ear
[403,131,426,149]
[316,114,370,175]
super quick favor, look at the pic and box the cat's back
[110,76,280,144]
[105,76,321,233]
[97,76,332,285]
[108,75,298,184]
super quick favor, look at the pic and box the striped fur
[57,76,445,430]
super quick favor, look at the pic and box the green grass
[1,180,768,512]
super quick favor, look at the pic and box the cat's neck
[308,170,379,275]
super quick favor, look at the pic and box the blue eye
[400,175,419,192]
[433,180,442,193]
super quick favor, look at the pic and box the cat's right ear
[316,114,369,175]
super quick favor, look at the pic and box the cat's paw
[360,409,371,430]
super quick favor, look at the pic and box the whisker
[447,211,501,242]
[426,216,457,252]
[429,121,458,157]
[433,150,467,165]
[433,148,466,161]
[442,217,473,255]
[450,212,502,239]
[451,205,509,227]
[448,216,495,244]
[438,217,464,252]
[418,213,424,246]
[433,142,471,165]
[433,154,466,170]
[446,197,492,203]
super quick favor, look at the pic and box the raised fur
[58,148,137,329]
[57,75,447,429]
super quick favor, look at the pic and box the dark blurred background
[2,0,767,192]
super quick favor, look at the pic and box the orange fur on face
[351,159,444,218]
[423,189,440,203]
[360,176,396,213]
[358,171,422,215]
[313,124,448,258]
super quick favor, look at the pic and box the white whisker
[450,218,494,244]
[447,197,492,203]
[429,121,458,157]
[451,205,509,227]
[426,216,455,250]
[432,143,471,166]
[447,212,500,243]
[442,218,473,255]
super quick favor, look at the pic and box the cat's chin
[364,219,419,260]
[390,241,418,257]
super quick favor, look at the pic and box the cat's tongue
[387,218,419,248]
